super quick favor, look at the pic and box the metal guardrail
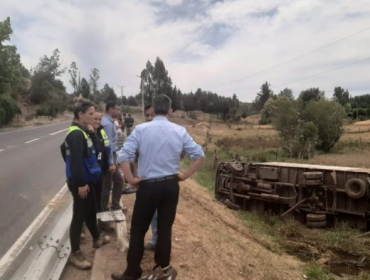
[0,185,72,280]
[10,203,72,280]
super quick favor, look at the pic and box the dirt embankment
[61,178,303,280]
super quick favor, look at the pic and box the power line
[218,26,370,88]
[271,56,370,89]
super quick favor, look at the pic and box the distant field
[170,113,370,168]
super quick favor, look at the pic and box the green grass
[181,152,216,192]
[303,264,335,280]
[182,131,370,278]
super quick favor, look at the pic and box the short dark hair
[73,99,94,119]
[106,100,118,112]
[144,104,152,111]
[153,94,171,115]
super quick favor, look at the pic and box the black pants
[68,182,100,252]
[123,178,179,279]
[95,175,104,213]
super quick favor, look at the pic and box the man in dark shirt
[125,113,134,137]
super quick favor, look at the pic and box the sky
[1,0,369,102]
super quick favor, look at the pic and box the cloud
[0,0,369,101]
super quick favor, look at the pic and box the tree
[33,49,65,78]
[153,57,172,96]
[0,17,12,43]
[298,88,325,104]
[271,98,300,157]
[333,86,349,106]
[101,83,117,102]
[140,61,155,104]
[252,81,275,112]
[68,61,79,95]
[80,78,90,99]
[232,93,239,108]
[127,96,138,106]
[301,100,346,152]
[296,121,318,159]
[89,68,100,95]
[0,95,19,125]
[68,61,80,95]
[30,49,67,104]
[0,17,26,96]
[260,98,276,124]
[278,88,294,100]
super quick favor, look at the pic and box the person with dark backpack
[61,100,110,270]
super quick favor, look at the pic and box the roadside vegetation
[180,111,370,279]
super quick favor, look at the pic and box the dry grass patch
[119,179,304,280]
[299,148,370,168]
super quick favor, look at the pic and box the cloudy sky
[1,0,369,102]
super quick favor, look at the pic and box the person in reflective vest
[86,111,114,213]
[62,99,110,270]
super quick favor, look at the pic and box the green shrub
[0,95,20,125]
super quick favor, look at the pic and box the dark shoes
[111,205,128,212]
[112,266,177,280]
[122,186,137,195]
[139,266,178,280]
[162,266,178,280]
[69,250,92,270]
[144,242,156,251]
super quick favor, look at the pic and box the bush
[36,94,68,117]
[272,98,346,156]
[0,95,20,125]
[301,100,346,152]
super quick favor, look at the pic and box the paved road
[0,120,72,257]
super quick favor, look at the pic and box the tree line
[0,16,243,125]
[253,82,370,120]
[126,57,242,119]
[253,81,369,158]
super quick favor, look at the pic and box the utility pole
[117,85,125,111]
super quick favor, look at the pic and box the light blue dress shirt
[101,115,117,164]
[117,116,205,179]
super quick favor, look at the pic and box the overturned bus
[215,161,370,230]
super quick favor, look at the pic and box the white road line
[49,128,68,135]
[0,149,4,152]
[0,184,68,277]
[25,138,40,144]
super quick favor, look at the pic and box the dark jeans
[123,178,179,279]
[102,154,123,210]
[95,175,103,213]
[68,182,100,252]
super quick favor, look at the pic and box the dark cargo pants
[101,153,124,210]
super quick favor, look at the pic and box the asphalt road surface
[0,120,72,257]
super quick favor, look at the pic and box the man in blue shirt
[101,101,124,211]
[112,94,205,280]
